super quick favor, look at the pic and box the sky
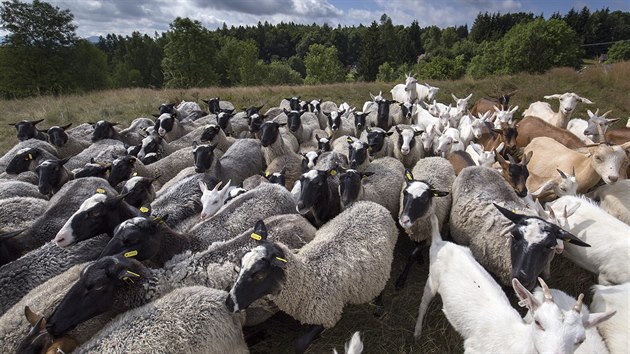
[6,0,630,38]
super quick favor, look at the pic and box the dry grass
[0,63,615,353]
[1,62,629,154]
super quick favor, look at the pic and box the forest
[0,0,629,98]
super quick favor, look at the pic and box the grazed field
[0,64,620,353]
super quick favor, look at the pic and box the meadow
[0,63,627,353]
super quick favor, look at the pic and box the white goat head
[404,74,418,92]
[421,123,440,152]
[514,277,615,354]
[199,180,230,219]
[584,109,618,137]
[452,93,473,113]
[369,91,384,102]
[544,93,593,116]
[424,83,439,102]
[492,105,519,129]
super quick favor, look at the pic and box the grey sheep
[259,121,300,166]
[118,117,155,146]
[391,125,425,169]
[339,157,404,218]
[285,110,320,145]
[0,197,47,232]
[65,139,127,171]
[365,127,394,160]
[75,286,249,354]
[198,124,236,152]
[1,141,59,175]
[0,180,45,200]
[44,123,91,159]
[226,201,397,352]
[66,123,94,143]
[108,148,195,188]
[196,139,263,187]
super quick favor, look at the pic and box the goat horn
[538,277,553,303]
[594,108,600,116]
[602,110,613,118]
[573,293,584,313]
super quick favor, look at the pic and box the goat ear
[251,220,268,242]
[495,152,509,169]
[583,311,616,329]
[198,180,208,192]
[577,96,593,104]
[493,203,526,224]
[544,94,562,100]
[522,151,533,165]
[512,278,540,311]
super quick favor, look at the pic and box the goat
[516,116,586,149]
[469,90,517,116]
[523,93,593,128]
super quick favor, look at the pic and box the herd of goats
[0,74,628,353]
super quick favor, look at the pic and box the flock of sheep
[0,72,628,353]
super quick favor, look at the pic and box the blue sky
[9,0,630,38]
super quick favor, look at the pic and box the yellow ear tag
[27,154,33,160]
[433,192,439,197]
[96,188,106,194]
[126,270,141,278]
[122,276,134,284]
[139,206,149,213]
[346,137,353,143]
[265,171,270,177]
[251,233,262,241]
[511,209,518,214]
[124,250,138,258]
[329,170,337,176]
[275,256,287,263]
[133,172,138,177]
[405,172,413,181]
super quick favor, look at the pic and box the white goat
[567,109,618,144]
[492,105,519,129]
[435,123,464,158]
[413,213,614,353]
[199,180,233,219]
[465,142,504,167]
[591,283,629,354]
[523,93,593,128]
[391,74,420,104]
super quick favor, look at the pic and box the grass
[0,63,619,352]
[1,61,630,154]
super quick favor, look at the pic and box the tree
[357,22,381,81]
[376,62,395,82]
[161,17,219,88]
[0,0,77,47]
[304,44,345,84]
[264,60,303,85]
[607,41,630,62]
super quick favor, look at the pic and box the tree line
[1,0,629,98]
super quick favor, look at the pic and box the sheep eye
[576,337,585,345]
[560,188,566,192]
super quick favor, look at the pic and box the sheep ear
[512,278,540,311]
[555,228,590,247]
[251,220,268,242]
[24,305,43,327]
[271,254,287,268]
[493,203,526,224]
[430,189,449,197]
[404,169,414,182]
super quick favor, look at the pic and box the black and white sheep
[45,123,90,158]
[192,139,262,186]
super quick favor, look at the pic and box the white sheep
[548,195,630,285]
[227,201,397,353]
[586,179,630,225]
[414,213,614,353]
[523,93,593,128]
[590,282,630,354]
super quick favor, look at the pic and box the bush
[376,62,395,82]
[304,44,346,85]
[416,55,466,80]
[607,41,630,62]
[264,61,303,85]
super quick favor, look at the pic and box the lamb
[365,127,394,159]
[10,119,47,141]
[524,137,630,194]
[75,286,248,354]
[226,201,398,353]
[590,282,630,354]
[586,180,630,225]
[523,92,593,128]
[413,214,613,353]
[392,125,424,168]
[548,195,630,285]
[192,139,262,186]
[396,158,454,289]
[524,287,612,354]
[338,157,404,218]
[450,166,588,289]
[45,123,90,158]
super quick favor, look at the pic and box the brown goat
[16,306,78,354]
[604,127,630,145]
[448,150,476,175]
[496,151,533,197]
[470,91,518,116]
[516,116,586,149]
[478,121,519,157]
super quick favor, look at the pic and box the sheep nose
[609,175,618,183]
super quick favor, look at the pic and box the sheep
[203,97,235,115]
[0,197,47,235]
[71,159,111,179]
[34,157,73,196]
[590,283,630,354]
[368,99,395,131]
[285,109,320,145]
[16,306,79,354]
[3,144,59,176]
[165,100,203,121]
[524,287,611,354]
[516,116,586,149]
[347,138,370,171]
[65,139,127,171]
[470,91,517,116]
[333,332,363,354]
[0,139,58,174]
[296,168,341,227]
[338,157,404,218]
[0,177,116,267]
[265,153,303,191]
[154,113,197,141]
[108,147,194,188]
[199,124,236,152]
[413,214,614,353]
[548,195,630,285]
[136,130,179,159]
[259,121,299,166]
[392,125,424,168]
[325,109,356,141]
[281,96,302,111]
[90,120,125,143]
[365,126,394,159]
[396,158,454,289]
[120,176,157,209]
[45,123,90,158]
[586,180,630,225]
[0,180,45,200]
[226,201,398,353]
[450,166,588,289]
[75,286,248,354]
[523,93,593,128]
[9,119,47,141]
[353,111,369,137]
[524,137,630,194]
[192,139,262,186]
